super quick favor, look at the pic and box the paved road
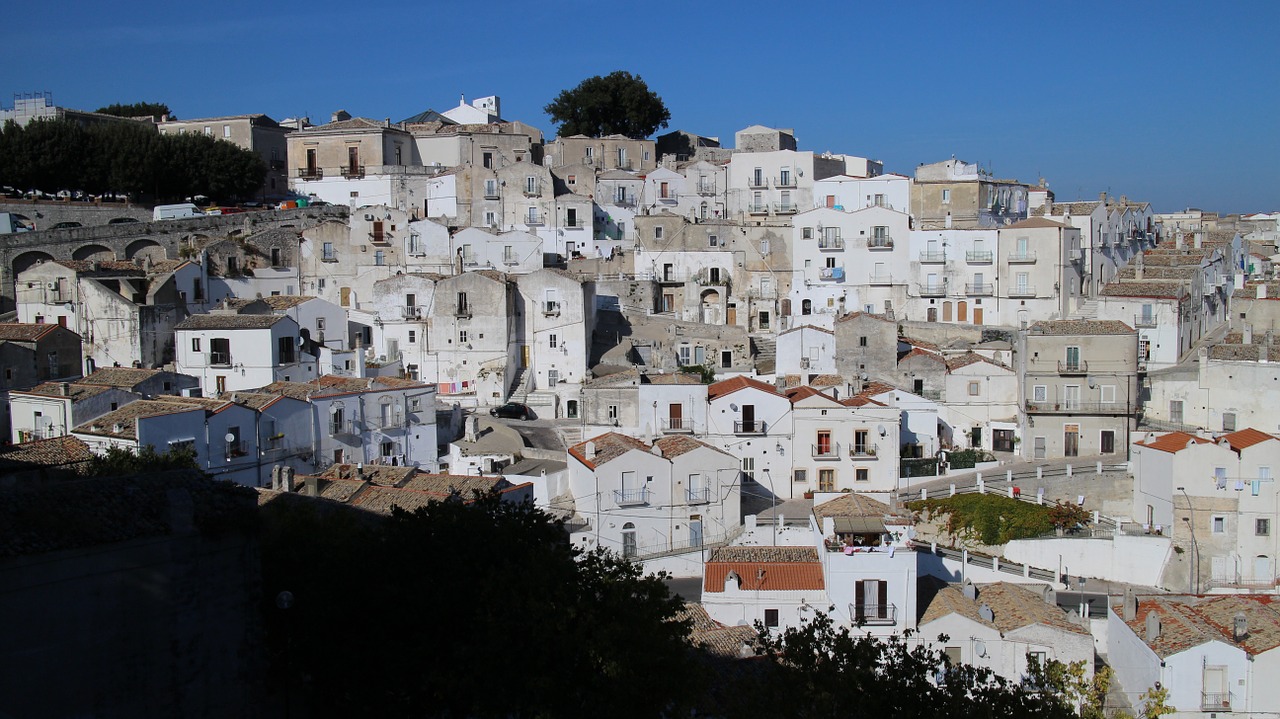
[483,414,574,451]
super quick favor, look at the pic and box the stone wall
[0,199,151,229]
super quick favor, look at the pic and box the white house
[704,376,795,499]
[174,312,316,395]
[775,325,836,375]
[701,546,828,633]
[813,173,910,213]
[787,386,902,499]
[9,381,140,443]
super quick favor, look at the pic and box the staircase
[1069,298,1099,320]
[751,335,777,375]
[508,368,531,403]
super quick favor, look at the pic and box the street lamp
[762,467,777,545]
[1178,486,1198,593]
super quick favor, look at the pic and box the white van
[152,203,204,221]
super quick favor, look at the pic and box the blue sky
[3,0,1276,213]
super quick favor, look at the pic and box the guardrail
[631,524,745,562]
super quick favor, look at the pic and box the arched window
[801,299,812,316]
[566,400,578,419]
[621,522,637,559]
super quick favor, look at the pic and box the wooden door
[668,403,683,431]
[974,308,983,324]
[942,302,952,322]
[1064,424,1079,457]
[726,305,737,325]
[520,345,530,368]
[958,301,968,322]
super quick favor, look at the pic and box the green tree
[544,71,671,138]
[96,102,173,120]
[260,492,701,717]
[87,445,200,477]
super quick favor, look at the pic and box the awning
[833,517,886,534]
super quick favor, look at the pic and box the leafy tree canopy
[96,102,173,120]
[87,444,199,477]
[544,71,670,138]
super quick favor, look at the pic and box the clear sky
[3,0,1276,213]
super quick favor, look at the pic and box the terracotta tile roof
[319,463,417,487]
[974,582,1089,635]
[899,336,940,351]
[13,382,113,400]
[707,375,783,401]
[80,367,167,388]
[0,323,59,341]
[786,386,838,404]
[813,493,892,519]
[0,435,95,475]
[1234,281,1280,300]
[1221,428,1277,452]
[704,546,824,592]
[644,372,705,385]
[840,395,887,407]
[1209,344,1280,362]
[1135,431,1213,454]
[584,367,641,387]
[920,585,996,629]
[677,603,758,657]
[653,434,728,460]
[1128,595,1280,657]
[257,295,313,310]
[835,310,894,325]
[899,347,946,365]
[568,432,649,470]
[1100,281,1188,299]
[72,400,203,439]
[225,392,286,411]
[779,324,834,336]
[399,473,513,498]
[51,259,148,275]
[859,381,898,397]
[809,374,844,388]
[945,352,1011,372]
[1028,319,1135,335]
[174,314,286,330]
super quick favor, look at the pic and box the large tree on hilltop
[544,71,671,138]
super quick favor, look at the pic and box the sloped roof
[1100,281,1187,299]
[1004,217,1069,230]
[945,352,1011,372]
[652,434,730,461]
[0,323,60,341]
[704,546,824,593]
[72,400,203,439]
[1128,595,1280,658]
[567,432,649,470]
[707,375,783,401]
[1221,428,1277,452]
[813,493,892,519]
[0,435,95,475]
[1028,319,1134,335]
[80,367,168,388]
[836,310,894,324]
[1135,431,1212,454]
[174,314,286,330]
[921,583,1088,636]
[12,382,113,400]
[677,603,758,657]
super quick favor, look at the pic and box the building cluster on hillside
[4,91,1280,717]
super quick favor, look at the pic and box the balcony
[850,446,878,459]
[1201,693,1231,712]
[812,442,841,460]
[662,418,693,434]
[455,305,472,319]
[543,300,561,316]
[747,176,768,189]
[564,217,587,228]
[868,237,894,250]
[819,267,845,281]
[613,194,637,208]
[1008,285,1036,298]
[483,188,500,200]
[1008,251,1037,263]
[773,202,798,214]
[616,158,634,171]
[321,251,338,263]
[524,212,545,226]
[1057,360,1088,375]
[296,167,323,180]
[869,274,894,285]
[1134,314,1157,328]
[461,254,479,267]
[369,231,391,244]
[340,165,366,179]
[697,182,717,195]
[686,487,712,504]
[850,603,898,626]
[919,251,947,263]
[965,282,994,296]
[657,193,677,204]
[522,182,541,197]
[918,283,946,297]
[966,250,994,263]
[747,203,769,215]
[209,351,232,367]
[502,255,518,266]
[818,237,845,250]
[224,440,248,460]
[1025,400,1133,415]
[613,487,650,506]
[401,305,422,319]
[329,419,359,437]
[734,420,767,435]
[655,271,688,284]
[1069,249,1085,263]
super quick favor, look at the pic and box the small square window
[968,381,980,396]
[1212,516,1226,534]
[1223,412,1237,432]
[1258,518,1271,536]
[408,330,417,344]
[794,469,807,483]
[803,227,813,239]
[856,468,869,482]
[764,609,779,628]
[608,405,618,419]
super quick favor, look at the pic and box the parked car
[49,221,82,230]
[490,403,534,420]
[107,217,139,224]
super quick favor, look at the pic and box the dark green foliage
[901,457,940,477]
[946,448,996,470]
[87,444,199,477]
[544,71,671,138]
[95,102,172,120]
[907,494,1054,545]
[0,118,265,202]
[260,493,700,717]
[1047,500,1093,530]
[678,363,716,384]
[711,612,1077,719]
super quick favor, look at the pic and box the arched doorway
[801,298,813,316]
[125,239,166,261]
[942,302,952,322]
[700,289,721,325]
[72,244,115,261]
[958,301,968,322]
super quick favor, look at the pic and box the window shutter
[877,581,888,616]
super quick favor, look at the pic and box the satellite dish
[224,433,236,443]
[878,424,887,437]
[975,640,987,658]
[1087,376,1096,389]
[329,406,338,414]
[730,403,739,411]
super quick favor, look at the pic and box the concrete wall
[1002,534,1171,587]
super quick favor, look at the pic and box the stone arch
[73,244,115,261]
[801,298,813,316]
[125,239,166,261]
[700,288,722,325]
[12,250,55,278]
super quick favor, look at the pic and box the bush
[946,449,996,470]
[906,494,1054,545]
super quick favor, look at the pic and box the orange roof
[567,432,648,470]
[1221,428,1277,452]
[707,375,782,401]
[1136,431,1212,454]
[703,547,824,593]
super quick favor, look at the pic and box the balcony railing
[773,202,798,214]
[543,301,561,316]
[850,603,898,626]
[209,351,232,367]
[747,176,768,189]
[613,487,650,506]
[564,217,587,228]
[686,487,712,504]
[522,182,541,196]
[919,251,947,263]
[697,182,717,195]
[850,446,878,459]
[868,237,894,250]
[616,158,634,170]
[734,420,767,435]
[966,282,994,296]
[483,188,500,199]
[657,193,677,204]
[1058,360,1088,374]
[401,305,422,319]
[818,237,845,250]
[919,283,946,297]
[662,418,693,433]
[966,250,993,263]
[455,305,472,318]
[613,194,637,207]
[812,442,841,460]
[1134,314,1157,328]
[747,203,769,215]
[820,266,845,281]
[329,420,359,437]
[1008,251,1037,263]
[369,231,391,244]
[224,440,248,460]
[776,175,797,188]
[297,167,323,180]
[341,165,366,179]
[321,251,338,263]
[1008,285,1036,298]
[1201,693,1231,711]
[524,212,545,226]
[1025,401,1133,415]
[869,274,894,285]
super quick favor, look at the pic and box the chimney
[774,377,787,392]
[305,475,319,497]
[650,443,664,458]
[356,463,365,481]
[1194,232,1203,249]
[1233,612,1248,643]
[962,582,977,600]
[979,604,995,623]
[1258,284,1268,300]
[1123,587,1137,621]
[1099,192,1108,203]
[1136,263,1144,281]
[59,382,71,396]
[1121,195,1128,205]
[1145,611,1161,642]
[585,440,596,459]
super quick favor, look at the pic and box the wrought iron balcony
[747,203,769,215]
[850,603,898,625]
[329,419,359,437]
[1057,360,1088,374]
[224,440,248,460]
[812,442,841,460]
[1008,251,1037,263]
[697,182,717,195]
[965,282,994,296]
[869,274,894,285]
[543,301,561,316]
[918,251,947,263]
[1134,314,1157,328]
[773,202,798,214]
[747,176,768,189]
[209,351,232,367]
[1008,285,1036,298]
[662,418,693,433]
[818,237,844,250]
[341,165,365,179]
[776,175,797,188]
[296,167,323,180]
[819,267,845,281]
[1025,400,1133,415]
[522,182,541,196]
[401,306,422,319]
[613,487,650,506]
[1201,693,1231,711]
[734,420,767,435]
[686,487,712,504]
[524,211,545,226]
[321,250,338,263]
[483,188,500,199]
[455,305,472,319]
[868,237,894,250]
[850,446,878,459]
[369,231,391,244]
[966,250,993,263]
[918,283,946,297]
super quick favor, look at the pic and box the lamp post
[762,467,777,545]
[1178,486,1198,593]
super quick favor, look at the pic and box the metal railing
[776,175,797,188]
[812,442,841,460]
[543,301,561,316]
[1134,314,1157,328]
[1025,401,1133,415]
[818,237,844,250]
[483,188,500,199]
[341,165,365,179]
[686,487,712,504]
[819,267,845,281]
[613,194,637,207]
[919,251,947,263]
[966,250,993,263]
[209,351,232,366]
[1057,360,1088,374]
[224,440,248,460]
[734,420,767,435]
[850,446,878,459]
[613,488,651,506]
[297,167,323,180]
[966,282,994,296]
[747,203,769,214]
[1008,251,1037,263]
[1201,693,1231,711]
[616,158,634,170]
[522,182,541,196]
[868,237,894,249]
[662,418,692,433]
[773,202,798,214]
[869,274,894,285]
[329,419,359,437]
[697,182,717,195]
[850,604,897,626]
[322,250,338,262]
[455,305,472,318]
[369,231,390,244]
[1008,285,1036,298]
[524,212,544,225]
[747,176,768,189]
[919,283,946,296]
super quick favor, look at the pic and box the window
[854,430,869,454]
[760,239,769,255]
[1033,385,1047,402]
[608,404,618,420]
[1170,400,1184,425]
[459,330,468,344]
[968,381,980,396]
[192,338,201,352]
[484,179,497,197]
[1258,518,1271,536]
[525,176,537,194]
[803,227,813,239]
[374,251,385,266]
[408,330,416,344]
[1223,412,1237,432]
[1101,430,1115,454]
[764,609,779,628]
[708,234,718,247]
[550,334,558,349]
[203,125,211,135]
[484,211,496,226]
[482,151,493,169]
[567,174,576,186]
[1100,385,1116,404]
[317,278,326,291]
[654,226,664,240]
[278,336,296,364]
[818,468,835,492]
[794,469,807,483]
[215,375,226,394]
[721,350,732,368]
[856,468,869,482]
[941,189,951,204]
[1212,516,1226,534]
[859,336,868,347]
[223,124,231,138]
[742,457,755,480]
